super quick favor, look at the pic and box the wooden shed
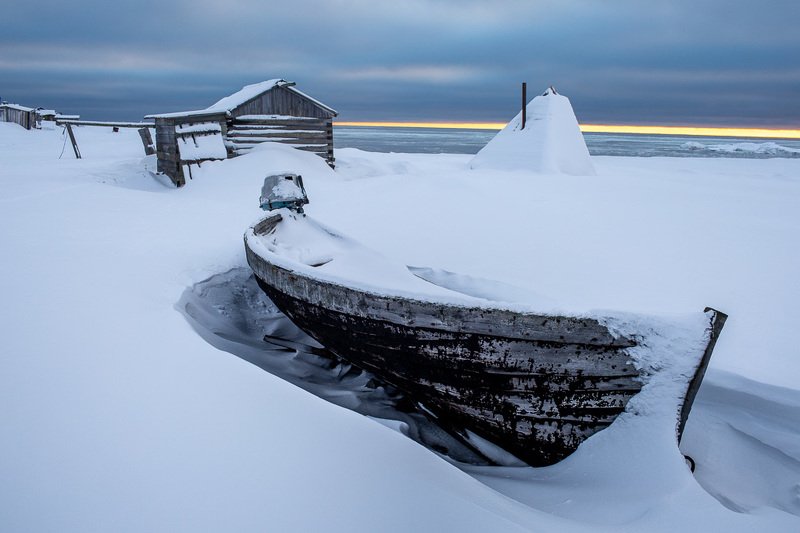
[145,79,337,187]
[1,103,37,130]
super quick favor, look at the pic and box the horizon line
[334,121,800,140]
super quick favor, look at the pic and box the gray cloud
[1,0,797,125]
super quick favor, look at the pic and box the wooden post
[521,82,527,130]
[65,124,81,159]
[138,127,156,155]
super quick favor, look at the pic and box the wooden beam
[65,124,81,159]
[56,120,154,128]
[138,127,156,155]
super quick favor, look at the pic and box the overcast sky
[1,0,798,126]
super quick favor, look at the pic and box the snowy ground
[1,122,799,531]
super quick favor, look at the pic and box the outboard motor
[259,173,309,213]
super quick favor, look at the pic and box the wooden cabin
[145,79,337,187]
[1,103,36,130]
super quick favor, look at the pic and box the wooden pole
[65,124,81,159]
[521,82,527,129]
[138,127,156,155]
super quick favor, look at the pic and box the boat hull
[243,213,701,466]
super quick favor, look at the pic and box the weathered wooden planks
[228,115,334,166]
[56,120,153,128]
[244,213,726,466]
[244,213,653,466]
[149,83,337,184]
[0,104,36,130]
[138,127,156,155]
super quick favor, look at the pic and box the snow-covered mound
[470,87,595,175]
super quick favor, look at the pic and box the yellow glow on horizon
[334,121,800,140]
[335,121,507,130]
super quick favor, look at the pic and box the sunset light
[336,121,800,139]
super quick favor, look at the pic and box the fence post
[138,127,156,155]
[65,124,82,159]
[521,82,527,130]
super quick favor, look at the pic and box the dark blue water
[334,126,800,159]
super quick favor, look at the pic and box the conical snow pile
[470,87,595,175]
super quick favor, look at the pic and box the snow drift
[470,87,595,175]
[2,123,800,531]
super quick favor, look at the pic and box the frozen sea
[335,126,800,158]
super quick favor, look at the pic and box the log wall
[227,116,335,166]
[152,85,336,187]
[1,104,36,130]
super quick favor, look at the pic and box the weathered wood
[244,213,724,466]
[230,121,329,131]
[521,82,527,130]
[149,82,335,184]
[228,138,327,147]
[227,131,330,139]
[138,127,156,155]
[56,120,154,128]
[65,124,81,159]
[0,104,36,130]
[229,85,336,120]
[677,308,727,439]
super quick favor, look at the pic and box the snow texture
[1,102,34,112]
[176,122,222,134]
[1,123,799,531]
[176,122,227,161]
[470,88,595,175]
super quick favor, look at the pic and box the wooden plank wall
[154,118,183,185]
[226,116,335,166]
[230,85,334,120]
[0,105,35,130]
[152,86,337,186]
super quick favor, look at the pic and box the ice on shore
[470,87,595,175]
[682,140,800,155]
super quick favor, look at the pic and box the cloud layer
[1,0,798,125]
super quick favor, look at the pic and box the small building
[145,79,337,187]
[1,103,37,130]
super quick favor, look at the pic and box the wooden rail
[56,120,154,128]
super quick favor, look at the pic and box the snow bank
[470,87,595,175]
[2,125,799,531]
[177,122,227,161]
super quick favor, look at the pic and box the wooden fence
[0,104,36,130]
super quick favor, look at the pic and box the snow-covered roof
[145,79,337,119]
[207,79,290,114]
[1,103,34,112]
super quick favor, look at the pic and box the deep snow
[470,88,595,175]
[1,122,799,531]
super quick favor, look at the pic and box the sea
[334,126,800,158]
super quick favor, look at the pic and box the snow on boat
[244,175,726,466]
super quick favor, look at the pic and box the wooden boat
[244,190,726,466]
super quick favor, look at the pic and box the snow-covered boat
[244,176,726,466]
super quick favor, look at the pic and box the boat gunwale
[245,213,637,349]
